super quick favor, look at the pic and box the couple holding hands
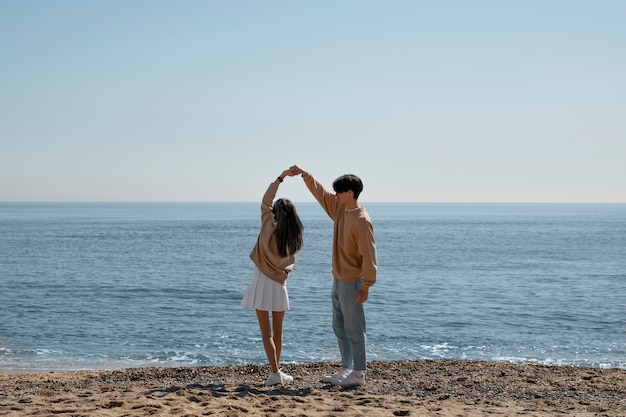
[241,165,377,388]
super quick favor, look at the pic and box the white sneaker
[335,370,365,387]
[265,370,294,386]
[321,367,352,384]
[279,370,294,384]
[265,372,282,386]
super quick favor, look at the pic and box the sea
[1,202,625,373]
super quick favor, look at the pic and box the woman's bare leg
[256,310,279,373]
[272,311,285,367]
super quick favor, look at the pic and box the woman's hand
[289,165,305,176]
[281,169,296,178]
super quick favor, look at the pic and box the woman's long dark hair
[272,198,304,258]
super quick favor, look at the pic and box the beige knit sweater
[302,173,377,291]
[249,181,296,285]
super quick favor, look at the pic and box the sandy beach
[1,360,624,416]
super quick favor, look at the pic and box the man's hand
[289,165,305,175]
[356,289,369,303]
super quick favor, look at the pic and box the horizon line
[2,201,625,205]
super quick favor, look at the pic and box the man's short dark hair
[333,174,363,200]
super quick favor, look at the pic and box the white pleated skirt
[241,267,290,312]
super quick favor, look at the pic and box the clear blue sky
[2,1,624,202]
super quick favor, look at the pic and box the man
[290,165,377,387]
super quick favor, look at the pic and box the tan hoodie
[302,173,377,291]
[249,181,295,285]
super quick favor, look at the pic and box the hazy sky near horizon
[2,1,624,203]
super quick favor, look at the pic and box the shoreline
[1,359,624,416]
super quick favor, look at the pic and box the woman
[241,169,304,386]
